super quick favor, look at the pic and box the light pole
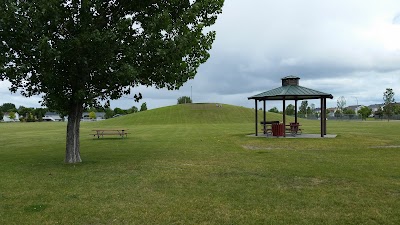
[353,96,358,115]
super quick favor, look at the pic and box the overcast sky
[2,0,400,110]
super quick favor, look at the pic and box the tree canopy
[89,111,97,120]
[268,107,279,113]
[285,104,295,115]
[1,1,223,110]
[299,100,308,115]
[1,103,16,112]
[8,111,16,120]
[358,106,372,120]
[337,96,346,116]
[343,108,355,115]
[383,88,395,121]
[0,1,224,163]
[140,102,147,112]
[177,96,192,104]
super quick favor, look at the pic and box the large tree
[358,106,372,121]
[299,100,308,116]
[0,103,16,112]
[127,106,138,114]
[285,104,295,115]
[140,102,147,112]
[34,107,48,122]
[8,111,16,120]
[336,96,346,116]
[268,107,279,114]
[383,88,395,121]
[177,96,192,104]
[375,107,384,119]
[343,108,356,119]
[0,1,224,163]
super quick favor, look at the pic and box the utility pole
[191,86,193,103]
[353,96,358,115]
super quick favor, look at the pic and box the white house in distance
[81,112,106,121]
[42,111,106,122]
[368,104,383,114]
[346,105,363,114]
[2,112,20,122]
[43,112,63,122]
[314,108,335,117]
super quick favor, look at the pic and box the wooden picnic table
[91,129,129,139]
[285,123,302,136]
[260,121,280,135]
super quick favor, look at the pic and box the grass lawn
[1,104,399,224]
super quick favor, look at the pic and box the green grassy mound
[100,103,283,125]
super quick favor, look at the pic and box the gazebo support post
[263,100,266,134]
[295,99,298,124]
[324,98,327,135]
[255,100,258,136]
[283,97,286,137]
[320,98,325,137]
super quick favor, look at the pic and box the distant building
[2,112,20,122]
[82,112,106,121]
[368,104,384,113]
[345,105,363,114]
[43,112,63,122]
[327,108,335,117]
[43,112,106,122]
[315,107,335,117]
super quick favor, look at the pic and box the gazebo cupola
[282,75,300,86]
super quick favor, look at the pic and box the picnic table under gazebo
[248,76,334,137]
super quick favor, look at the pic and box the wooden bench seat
[91,129,129,139]
[285,123,302,136]
[91,133,129,137]
[261,128,273,135]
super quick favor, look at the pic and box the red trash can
[272,123,284,136]
[271,123,279,136]
[278,123,284,136]
[272,123,277,136]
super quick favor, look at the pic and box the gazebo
[248,76,334,137]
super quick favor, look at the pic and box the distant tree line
[264,101,318,117]
[0,103,48,122]
[266,99,387,121]
[0,102,148,121]
[334,89,400,121]
[265,88,400,121]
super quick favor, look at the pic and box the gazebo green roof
[248,76,333,101]
[248,85,333,101]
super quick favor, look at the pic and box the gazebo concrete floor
[247,133,337,138]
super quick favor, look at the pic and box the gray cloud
[2,0,400,111]
[393,14,400,24]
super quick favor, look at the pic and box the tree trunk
[65,103,83,163]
